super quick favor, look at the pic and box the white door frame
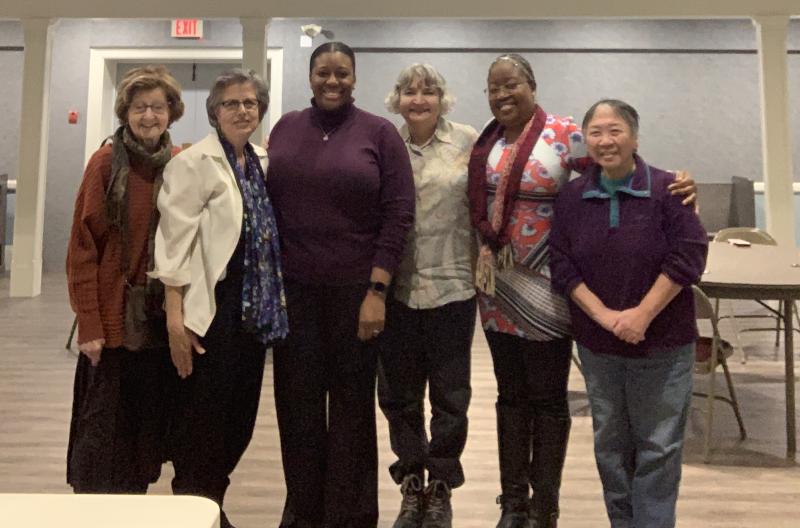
[84,47,283,166]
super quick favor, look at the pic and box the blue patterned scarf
[219,133,289,344]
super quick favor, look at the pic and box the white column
[753,16,795,247]
[240,17,270,146]
[9,18,54,297]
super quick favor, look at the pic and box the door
[116,61,241,147]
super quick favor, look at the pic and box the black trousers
[169,243,268,509]
[377,296,475,488]
[274,280,379,528]
[67,346,171,493]
[486,331,572,420]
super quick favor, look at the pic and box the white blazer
[150,133,267,337]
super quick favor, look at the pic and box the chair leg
[719,298,746,364]
[774,301,782,357]
[719,357,747,441]
[66,316,78,350]
[571,350,583,376]
[704,337,720,464]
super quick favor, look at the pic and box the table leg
[783,299,796,461]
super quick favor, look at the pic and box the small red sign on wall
[172,19,203,39]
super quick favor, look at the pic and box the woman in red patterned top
[467,54,696,528]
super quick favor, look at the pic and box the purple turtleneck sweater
[266,101,415,284]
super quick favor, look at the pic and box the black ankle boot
[496,494,531,528]
[528,415,571,528]
[496,402,532,528]
[392,474,425,528]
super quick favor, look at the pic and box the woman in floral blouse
[379,63,478,528]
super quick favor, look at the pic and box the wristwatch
[368,280,388,298]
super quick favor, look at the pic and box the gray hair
[581,98,640,137]
[385,63,455,115]
[489,53,536,90]
[206,68,270,128]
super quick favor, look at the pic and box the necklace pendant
[323,134,329,141]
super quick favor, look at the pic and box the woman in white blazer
[150,69,288,528]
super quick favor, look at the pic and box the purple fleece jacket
[266,102,414,284]
[549,155,708,357]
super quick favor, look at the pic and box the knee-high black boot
[496,402,532,528]
[529,415,571,528]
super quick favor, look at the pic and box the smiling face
[214,82,260,147]
[398,77,441,130]
[126,87,170,148]
[584,104,639,178]
[486,61,536,134]
[310,51,355,111]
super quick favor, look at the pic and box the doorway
[84,48,283,166]
[116,61,243,147]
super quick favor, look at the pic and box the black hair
[489,53,536,90]
[581,98,640,136]
[309,41,356,74]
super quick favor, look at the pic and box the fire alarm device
[68,110,79,124]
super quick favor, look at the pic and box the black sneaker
[421,480,452,528]
[392,474,425,528]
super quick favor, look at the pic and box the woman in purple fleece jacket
[549,99,708,528]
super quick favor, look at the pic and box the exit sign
[171,19,204,39]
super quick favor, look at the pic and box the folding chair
[692,285,747,462]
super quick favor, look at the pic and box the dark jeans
[274,280,379,528]
[578,344,694,528]
[377,296,475,488]
[485,331,572,419]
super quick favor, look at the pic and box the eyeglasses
[484,82,524,98]
[220,99,259,112]
[130,102,169,115]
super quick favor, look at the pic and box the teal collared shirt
[581,164,652,228]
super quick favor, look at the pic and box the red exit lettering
[172,19,203,39]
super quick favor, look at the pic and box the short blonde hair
[114,65,184,126]
[385,63,455,115]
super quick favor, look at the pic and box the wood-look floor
[1,274,799,527]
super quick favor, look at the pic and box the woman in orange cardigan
[65,65,183,494]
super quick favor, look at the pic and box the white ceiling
[0,0,798,20]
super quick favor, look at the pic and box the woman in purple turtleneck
[266,41,415,528]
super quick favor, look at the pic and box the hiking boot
[392,474,425,528]
[422,480,452,528]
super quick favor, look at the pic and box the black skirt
[66,345,171,492]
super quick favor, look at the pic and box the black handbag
[122,281,167,351]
